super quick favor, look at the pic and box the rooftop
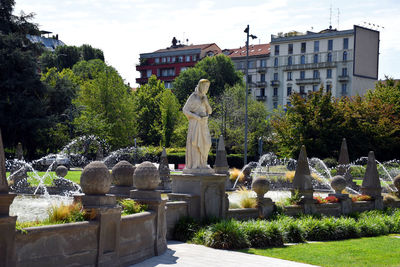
[271,27,354,43]
[227,43,270,58]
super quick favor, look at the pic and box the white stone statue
[182,79,214,174]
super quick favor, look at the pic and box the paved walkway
[131,241,317,267]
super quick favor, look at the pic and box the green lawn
[354,179,393,187]
[241,235,400,267]
[7,171,82,186]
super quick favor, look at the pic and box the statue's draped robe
[183,93,212,169]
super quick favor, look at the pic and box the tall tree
[173,54,243,104]
[160,89,181,147]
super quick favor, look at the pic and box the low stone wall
[165,201,188,240]
[227,208,258,220]
[314,203,341,216]
[15,211,161,267]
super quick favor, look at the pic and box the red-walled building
[136,38,221,88]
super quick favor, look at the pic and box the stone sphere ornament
[394,174,400,192]
[331,175,347,194]
[112,161,135,186]
[80,161,112,195]
[55,165,68,178]
[251,177,270,199]
[133,161,160,190]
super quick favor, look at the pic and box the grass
[7,171,82,186]
[241,235,400,267]
[354,179,393,187]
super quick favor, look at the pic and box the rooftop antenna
[337,8,340,29]
[329,3,332,29]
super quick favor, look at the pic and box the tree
[209,84,270,155]
[173,54,243,104]
[80,44,104,62]
[0,1,50,158]
[132,76,165,145]
[73,66,135,148]
[160,90,181,147]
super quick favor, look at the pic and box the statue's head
[195,79,210,96]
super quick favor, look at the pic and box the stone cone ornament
[214,135,229,174]
[337,138,350,175]
[0,129,9,193]
[292,145,313,197]
[361,151,382,197]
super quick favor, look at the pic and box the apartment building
[268,25,379,109]
[136,38,221,88]
[227,43,271,103]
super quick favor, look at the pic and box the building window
[162,57,167,63]
[274,45,280,55]
[248,60,255,68]
[341,83,347,95]
[287,86,292,96]
[300,71,305,79]
[273,87,278,96]
[186,55,191,62]
[343,38,349,49]
[260,59,266,67]
[314,40,319,52]
[274,57,278,67]
[160,68,175,77]
[313,70,319,79]
[327,52,332,62]
[288,56,292,66]
[300,55,305,64]
[328,39,333,50]
[164,82,172,89]
[342,68,348,76]
[313,54,318,63]
[178,56,183,62]
[288,43,293,54]
[273,73,278,81]
[313,85,318,91]
[155,58,160,64]
[193,55,197,61]
[260,73,265,82]
[327,84,332,92]
[171,57,176,63]
[327,69,332,78]
[259,88,265,96]
[146,69,152,77]
[287,72,292,81]
[301,42,306,53]
[180,67,188,72]
[343,51,348,61]
[247,75,252,83]
[300,86,305,94]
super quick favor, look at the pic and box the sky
[14,0,400,86]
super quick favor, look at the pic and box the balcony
[338,75,349,82]
[256,95,267,101]
[272,95,279,101]
[284,62,336,71]
[295,78,321,85]
[270,80,280,86]
[256,81,267,87]
[136,77,149,84]
[257,67,267,73]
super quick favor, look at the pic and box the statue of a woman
[182,79,213,173]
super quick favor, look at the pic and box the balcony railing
[270,80,280,86]
[295,78,321,85]
[256,95,267,101]
[257,67,267,73]
[256,81,267,87]
[338,75,349,82]
[284,62,336,71]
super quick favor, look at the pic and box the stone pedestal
[170,173,227,219]
[130,190,167,256]
[0,193,17,267]
[298,197,317,214]
[329,193,352,214]
[257,198,274,219]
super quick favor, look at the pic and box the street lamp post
[244,25,257,166]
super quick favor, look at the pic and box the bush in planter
[173,216,201,242]
[118,199,147,215]
[351,195,372,202]
[276,216,306,243]
[240,220,284,247]
[204,220,250,249]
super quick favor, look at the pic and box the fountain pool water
[10,195,73,222]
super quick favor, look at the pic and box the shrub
[323,158,338,168]
[229,168,244,182]
[47,202,85,223]
[204,220,250,249]
[276,216,306,243]
[351,195,372,202]
[237,187,257,208]
[240,220,284,247]
[118,199,147,215]
[173,216,201,242]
